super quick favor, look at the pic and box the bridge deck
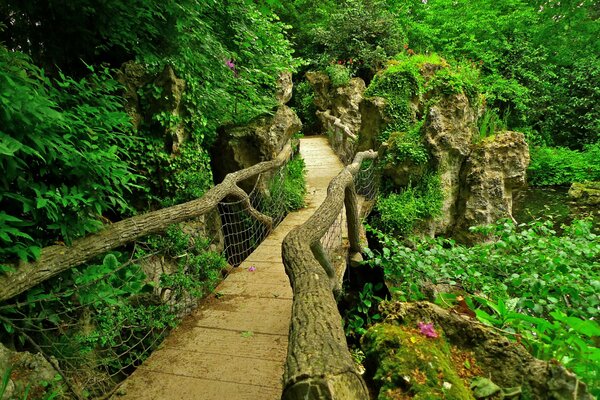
[114,136,344,399]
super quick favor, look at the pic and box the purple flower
[248,266,256,272]
[225,59,235,70]
[417,322,438,338]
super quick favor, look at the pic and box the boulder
[454,131,530,241]
[0,343,60,400]
[307,71,366,163]
[362,301,595,400]
[211,105,302,189]
[424,93,479,234]
[568,181,600,205]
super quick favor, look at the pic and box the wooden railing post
[344,182,362,254]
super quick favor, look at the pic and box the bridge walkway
[114,136,344,399]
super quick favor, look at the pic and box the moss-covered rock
[363,301,595,400]
[568,181,600,205]
[361,323,476,400]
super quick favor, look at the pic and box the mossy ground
[362,323,482,400]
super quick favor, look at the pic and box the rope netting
[318,158,380,279]
[0,153,297,399]
[219,162,291,267]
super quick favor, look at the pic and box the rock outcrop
[359,56,529,239]
[306,72,366,163]
[276,71,293,105]
[356,96,389,153]
[117,63,187,154]
[454,131,530,240]
[147,65,187,153]
[362,302,595,400]
[116,61,149,131]
[210,105,302,190]
[424,93,479,234]
[0,344,60,400]
[568,181,600,205]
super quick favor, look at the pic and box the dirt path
[113,136,344,399]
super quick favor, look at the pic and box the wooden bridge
[0,136,377,400]
[114,136,348,399]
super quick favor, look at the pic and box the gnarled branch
[0,142,293,302]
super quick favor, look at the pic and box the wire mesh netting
[355,158,380,208]
[318,158,380,276]
[0,153,299,399]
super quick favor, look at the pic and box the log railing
[281,149,377,400]
[0,142,293,302]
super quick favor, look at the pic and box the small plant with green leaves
[261,155,307,218]
[372,174,443,235]
[325,64,351,87]
[344,282,384,338]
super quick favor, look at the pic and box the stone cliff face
[210,105,302,190]
[424,93,479,235]
[453,131,530,241]
[306,71,366,163]
[210,71,301,189]
[354,58,530,239]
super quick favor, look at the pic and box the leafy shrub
[384,124,428,166]
[262,155,307,217]
[528,144,600,186]
[325,64,351,88]
[477,108,506,141]
[372,174,443,235]
[0,45,136,262]
[365,219,600,393]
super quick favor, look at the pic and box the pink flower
[417,322,438,338]
[248,266,256,272]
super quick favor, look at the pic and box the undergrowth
[528,143,600,186]
[364,219,600,395]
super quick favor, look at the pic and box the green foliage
[365,54,480,143]
[372,174,443,235]
[344,282,383,338]
[273,0,404,75]
[384,124,428,166]
[325,65,351,88]
[528,143,600,186]
[397,0,599,148]
[163,143,213,205]
[366,219,600,392]
[262,155,307,216]
[0,45,136,262]
[289,80,318,134]
[477,108,506,141]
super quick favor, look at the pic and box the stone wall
[306,72,366,163]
